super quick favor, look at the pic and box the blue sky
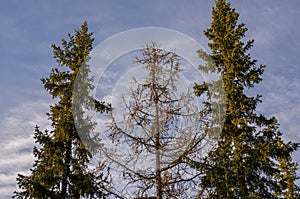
[0,0,300,198]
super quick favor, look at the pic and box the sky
[0,0,300,198]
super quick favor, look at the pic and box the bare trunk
[155,121,162,199]
[153,65,163,199]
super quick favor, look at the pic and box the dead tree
[104,43,208,198]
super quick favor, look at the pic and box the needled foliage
[14,22,110,199]
[194,0,300,198]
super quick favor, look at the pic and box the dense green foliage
[14,22,109,199]
[194,0,300,198]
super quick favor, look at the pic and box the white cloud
[0,100,50,198]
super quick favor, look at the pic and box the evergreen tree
[193,0,300,198]
[14,22,110,199]
[274,135,300,198]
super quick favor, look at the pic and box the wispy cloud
[0,101,50,198]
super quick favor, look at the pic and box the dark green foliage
[193,82,208,96]
[14,22,109,199]
[194,0,300,198]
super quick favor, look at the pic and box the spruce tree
[274,135,300,198]
[194,0,300,198]
[14,22,109,199]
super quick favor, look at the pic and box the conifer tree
[105,43,206,198]
[274,135,300,198]
[193,0,300,198]
[14,22,110,199]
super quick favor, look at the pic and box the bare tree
[102,43,208,198]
